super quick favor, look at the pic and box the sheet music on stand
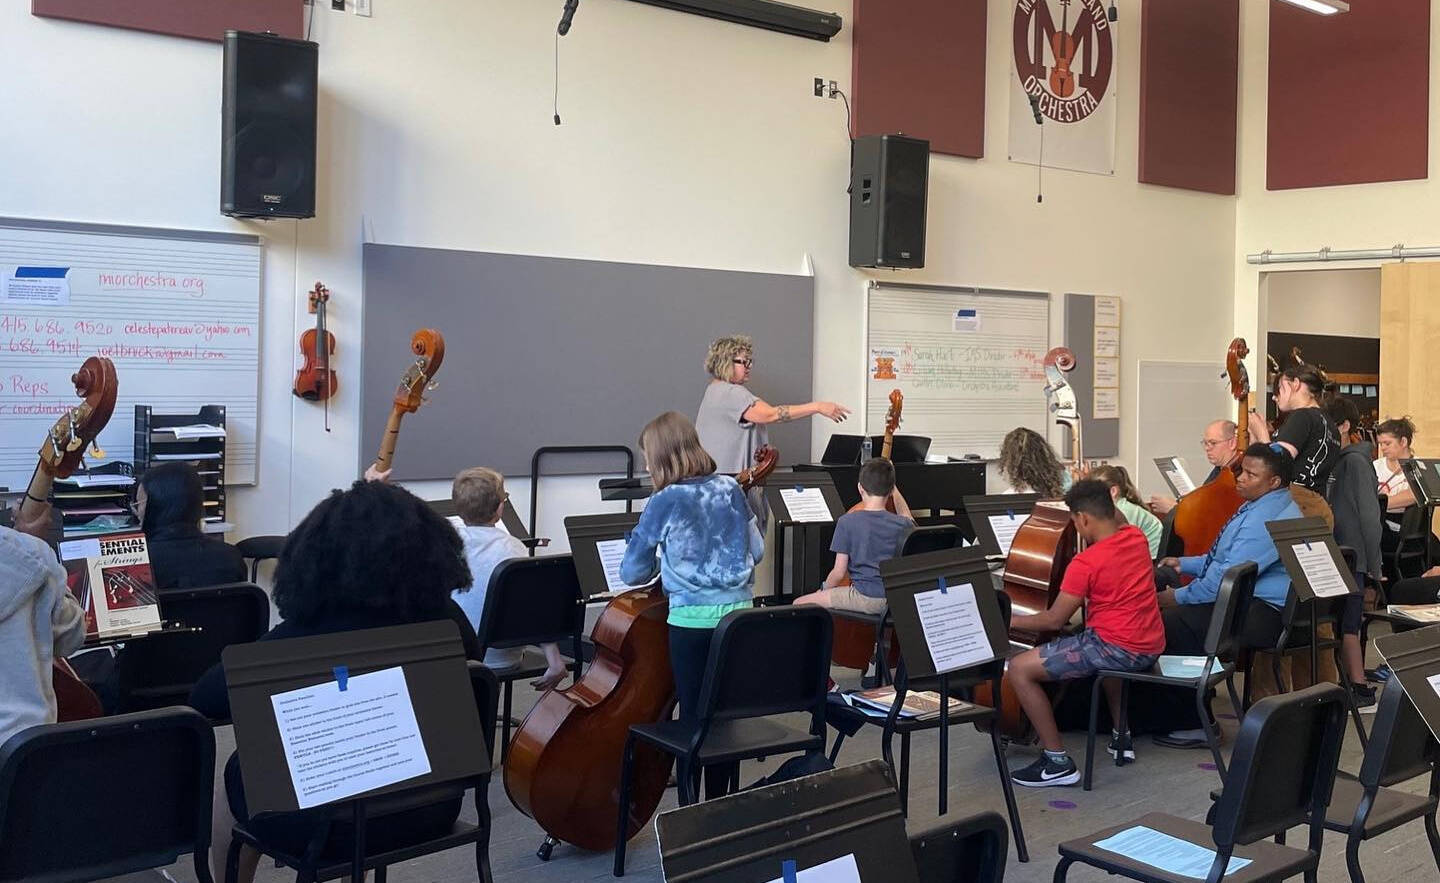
[1153,456,1197,498]
[764,473,844,526]
[1266,517,1361,603]
[1374,625,1440,743]
[655,760,919,883]
[564,511,646,600]
[881,547,1009,679]
[962,493,1040,560]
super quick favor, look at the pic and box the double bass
[19,357,119,722]
[369,330,445,474]
[830,390,904,671]
[1170,338,1249,556]
[974,347,1081,741]
[504,445,778,860]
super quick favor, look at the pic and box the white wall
[1264,268,1380,338]
[1,0,1237,544]
[1234,2,1440,359]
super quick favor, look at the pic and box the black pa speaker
[848,134,929,269]
[221,30,318,219]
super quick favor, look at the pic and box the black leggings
[669,625,734,800]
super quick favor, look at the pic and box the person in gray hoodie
[0,503,87,744]
[1325,396,1383,709]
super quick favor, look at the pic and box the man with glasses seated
[695,334,852,525]
[1148,419,1238,515]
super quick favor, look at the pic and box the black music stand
[763,473,845,604]
[564,511,644,601]
[962,494,1040,559]
[655,759,919,883]
[881,547,1010,817]
[428,497,546,553]
[222,621,489,880]
[598,475,654,502]
[1267,516,1362,686]
[1374,625,1440,743]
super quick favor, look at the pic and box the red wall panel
[33,0,303,43]
[1267,0,1429,190]
[1138,0,1239,195]
[851,0,987,159]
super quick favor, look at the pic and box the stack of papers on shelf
[843,687,973,721]
[157,424,227,439]
[152,452,223,461]
[1388,604,1440,624]
[57,474,135,489]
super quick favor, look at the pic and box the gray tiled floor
[135,669,1436,883]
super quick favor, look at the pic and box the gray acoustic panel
[361,245,815,479]
[1064,292,1119,459]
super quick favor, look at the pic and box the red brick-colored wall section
[1138,0,1239,195]
[851,0,987,159]
[33,0,303,43]
[1267,0,1429,190]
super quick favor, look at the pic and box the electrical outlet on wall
[353,0,372,15]
[331,0,345,11]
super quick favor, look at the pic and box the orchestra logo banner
[1008,0,1117,175]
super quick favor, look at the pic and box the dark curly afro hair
[273,480,472,627]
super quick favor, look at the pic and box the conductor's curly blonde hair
[705,335,753,381]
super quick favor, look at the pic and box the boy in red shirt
[1006,479,1166,787]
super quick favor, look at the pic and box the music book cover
[58,531,162,641]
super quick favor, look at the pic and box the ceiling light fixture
[1278,0,1349,15]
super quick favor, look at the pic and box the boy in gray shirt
[797,458,913,615]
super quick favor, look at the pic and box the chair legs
[898,732,912,817]
[989,727,1029,863]
[1345,833,1367,883]
[828,732,846,765]
[614,733,638,877]
[1425,809,1440,874]
[474,779,495,883]
[224,835,242,883]
[374,867,388,883]
[1198,682,1226,780]
[1052,855,1073,881]
[501,681,514,764]
[1083,675,1104,791]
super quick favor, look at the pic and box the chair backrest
[0,708,214,882]
[1206,561,1257,659]
[1398,504,1429,542]
[115,582,271,713]
[1211,683,1347,849]
[909,810,1008,883]
[698,607,833,726]
[1359,676,1440,789]
[901,525,962,558]
[476,555,583,652]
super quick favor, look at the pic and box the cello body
[1168,338,1252,556]
[504,587,675,852]
[1001,502,1076,645]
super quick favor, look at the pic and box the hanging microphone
[1028,94,1043,125]
[558,0,580,35]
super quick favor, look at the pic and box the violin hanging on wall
[293,281,337,404]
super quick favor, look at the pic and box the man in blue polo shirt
[1151,443,1302,746]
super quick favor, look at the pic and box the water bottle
[861,436,873,462]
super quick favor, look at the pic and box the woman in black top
[190,480,480,883]
[1247,363,1339,492]
[136,462,246,590]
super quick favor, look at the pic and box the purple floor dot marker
[1048,800,1077,810]
[1198,762,1218,771]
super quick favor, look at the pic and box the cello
[505,445,777,860]
[1169,338,1249,556]
[370,329,445,474]
[19,356,119,722]
[830,390,904,672]
[974,347,1082,741]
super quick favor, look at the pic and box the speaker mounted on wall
[222,30,318,219]
[848,134,930,269]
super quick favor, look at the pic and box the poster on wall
[1008,0,1118,175]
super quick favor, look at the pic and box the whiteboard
[1136,360,1232,499]
[865,282,1050,459]
[0,218,261,490]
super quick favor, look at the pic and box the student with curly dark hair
[189,480,480,883]
[997,427,1066,498]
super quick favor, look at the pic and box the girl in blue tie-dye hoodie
[621,411,763,796]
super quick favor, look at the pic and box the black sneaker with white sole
[1010,753,1080,787]
[1108,731,1136,762]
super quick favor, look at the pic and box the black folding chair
[475,555,585,761]
[909,810,1009,883]
[830,524,963,687]
[114,581,270,717]
[614,606,832,876]
[1056,683,1349,883]
[235,534,286,584]
[1322,676,1440,882]
[1385,504,1430,584]
[825,589,1029,863]
[1084,562,1255,789]
[0,707,216,883]
[226,662,499,883]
